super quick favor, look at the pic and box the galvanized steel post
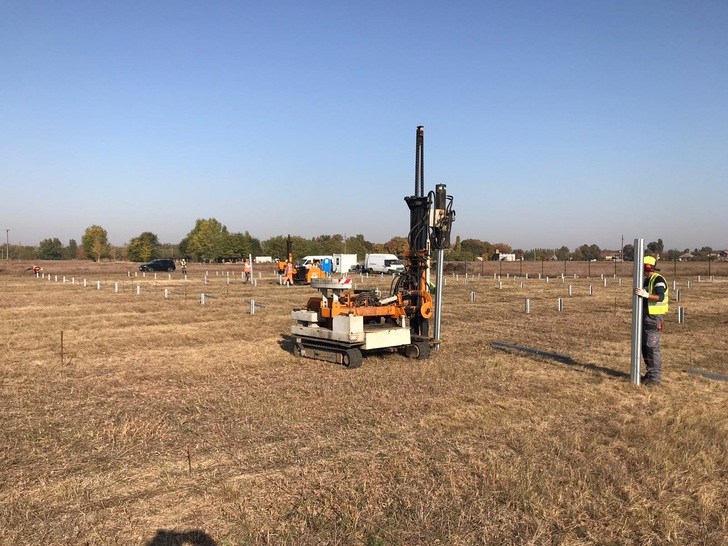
[433,248,445,349]
[631,238,645,384]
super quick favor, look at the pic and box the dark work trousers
[642,314,664,382]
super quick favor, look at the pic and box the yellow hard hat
[643,255,660,271]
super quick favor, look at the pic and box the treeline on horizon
[6,219,721,263]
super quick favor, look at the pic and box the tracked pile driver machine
[290,126,455,367]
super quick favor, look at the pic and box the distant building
[679,252,694,261]
[491,251,517,261]
[600,250,622,261]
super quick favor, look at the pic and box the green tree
[296,236,324,258]
[320,234,345,254]
[37,238,64,260]
[493,243,513,255]
[647,238,664,256]
[219,232,239,260]
[460,238,494,259]
[158,243,179,259]
[575,243,601,261]
[81,225,109,262]
[344,234,373,259]
[384,236,409,256]
[261,235,289,261]
[531,248,557,261]
[667,248,681,261]
[555,245,571,261]
[261,234,320,261]
[622,244,634,261]
[64,239,79,260]
[694,246,713,260]
[128,232,160,262]
[226,233,246,259]
[218,230,260,261]
[180,219,228,262]
[446,248,476,261]
[312,234,335,254]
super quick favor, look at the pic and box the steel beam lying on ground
[491,341,575,365]
[685,369,728,382]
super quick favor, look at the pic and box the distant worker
[283,260,294,286]
[634,255,669,386]
[180,258,187,275]
[243,259,252,284]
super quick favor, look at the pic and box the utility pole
[5,229,9,263]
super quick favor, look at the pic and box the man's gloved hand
[635,287,650,298]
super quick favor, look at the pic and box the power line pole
[5,229,9,263]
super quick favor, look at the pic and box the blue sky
[2,1,726,252]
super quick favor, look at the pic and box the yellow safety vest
[647,273,669,315]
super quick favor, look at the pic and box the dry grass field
[1,259,727,545]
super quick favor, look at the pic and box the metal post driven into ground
[433,247,445,349]
[630,238,645,384]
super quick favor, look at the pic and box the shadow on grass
[491,340,629,379]
[145,529,217,546]
[278,334,296,354]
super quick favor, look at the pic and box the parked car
[139,259,176,272]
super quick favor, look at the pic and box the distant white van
[299,255,333,268]
[364,253,405,274]
[299,255,334,274]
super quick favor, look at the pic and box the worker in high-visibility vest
[243,259,252,284]
[283,260,294,286]
[634,255,669,386]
